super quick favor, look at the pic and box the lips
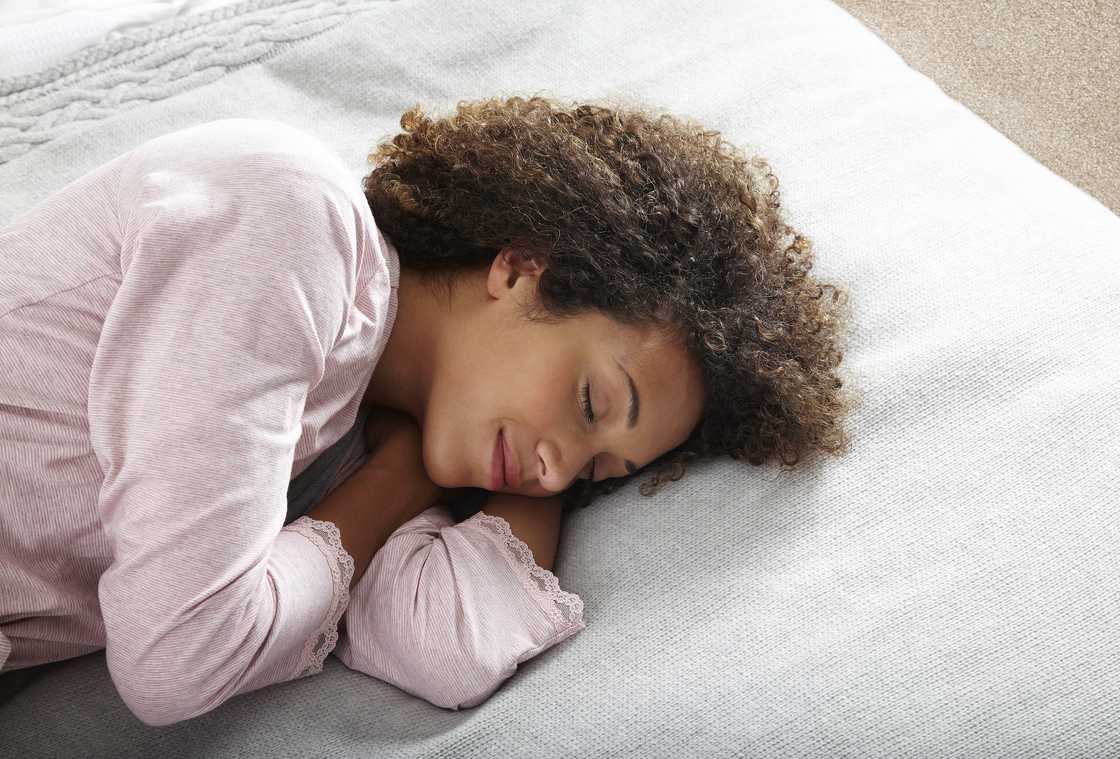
[501,428,520,488]
[492,430,506,490]
[491,427,522,491]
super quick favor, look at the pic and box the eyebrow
[614,357,640,475]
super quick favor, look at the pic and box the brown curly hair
[361,94,858,514]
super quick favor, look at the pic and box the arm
[305,459,435,592]
[333,493,585,710]
[91,120,369,727]
[477,492,565,572]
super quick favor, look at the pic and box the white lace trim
[285,515,355,678]
[470,512,585,631]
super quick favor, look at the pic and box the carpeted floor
[832,0,1119,217]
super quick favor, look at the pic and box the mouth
[502,429,520,488]
[492,429,507,490]
[491,427,521,491]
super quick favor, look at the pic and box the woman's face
[419,247,706,497]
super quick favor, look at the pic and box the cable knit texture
[0,0,377,163]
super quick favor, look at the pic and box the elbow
[107,651,209,727]
[395,654,516,711]
[337,626,514,711]
[114,679,198,727]
[352,599,519,711]
[446,672,513,710]
[131,704,195,729]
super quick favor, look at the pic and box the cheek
[423,376,498,487]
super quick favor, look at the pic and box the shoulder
[119,117,370,281]
[120,118,364,220]
[127,118,344,170]
[115,120,375,350]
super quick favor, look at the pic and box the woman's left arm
[477,492,565,571]
[332,490,585,710]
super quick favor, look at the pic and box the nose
[535,438,593,494]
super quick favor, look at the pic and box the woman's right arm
[90,120,378,727]
[477,492,565,571]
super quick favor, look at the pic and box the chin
[419,415,481,491]
[419,435,455,489]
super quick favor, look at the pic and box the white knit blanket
[1,0,1118,756]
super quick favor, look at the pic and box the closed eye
[581,381,597,480]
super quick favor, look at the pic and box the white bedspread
[0,0,250,80]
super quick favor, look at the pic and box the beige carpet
[831,0,1120,218]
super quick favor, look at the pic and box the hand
[361,406,470,511]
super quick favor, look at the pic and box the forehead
[604,318,703,426]
[603,316,685,367]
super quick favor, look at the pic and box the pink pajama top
[0,118,585,725]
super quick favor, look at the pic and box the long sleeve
[333,505,586,710]
[87,120,366,727]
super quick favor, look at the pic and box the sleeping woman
[0,96,854,724]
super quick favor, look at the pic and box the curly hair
[361,94,858,515]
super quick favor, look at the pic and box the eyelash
[581,381,597,481]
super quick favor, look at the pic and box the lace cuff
[467,512,585,634]
[284,515,355,678]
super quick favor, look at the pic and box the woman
[0,96,854,722]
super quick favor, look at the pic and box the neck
[360,266,446,420]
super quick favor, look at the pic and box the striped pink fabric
[335,506,586,710]
[0,118,585,724]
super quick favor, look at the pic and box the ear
[487,244,546,297]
